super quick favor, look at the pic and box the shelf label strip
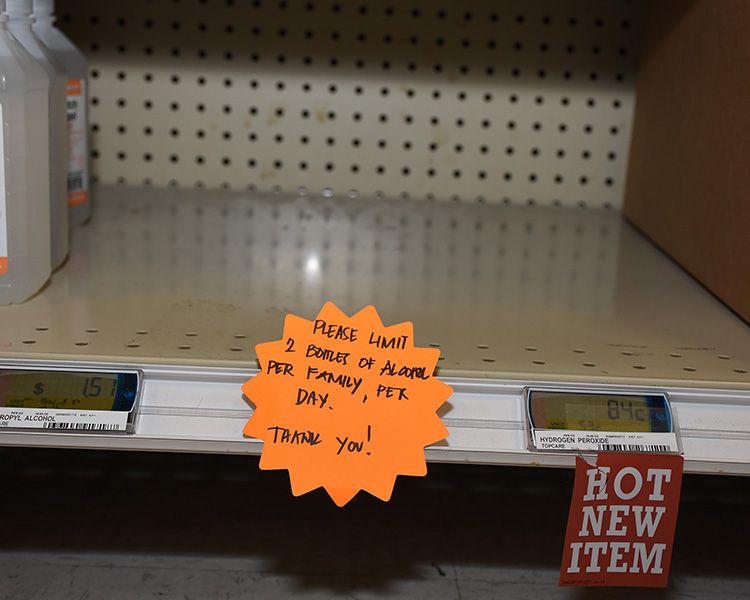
[0,406,129,432]
[526,388,680,454]
[532,429,679,453]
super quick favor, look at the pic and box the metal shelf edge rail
[1,359,748,475]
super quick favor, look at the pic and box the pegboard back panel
[58,0,642,207]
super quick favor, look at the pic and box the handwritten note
[242,302,453,506]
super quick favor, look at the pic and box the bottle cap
[5,0,33,18]
[32,0,54,17]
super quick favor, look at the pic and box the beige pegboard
[58,0,642,207]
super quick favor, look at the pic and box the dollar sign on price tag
[242,302,453,506]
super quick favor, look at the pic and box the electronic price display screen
[0,368,141,433]
[526,389,679,453]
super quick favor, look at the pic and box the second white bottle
[33,0,91,227]
[6,0,68,270]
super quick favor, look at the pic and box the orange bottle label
[66,79,88,208]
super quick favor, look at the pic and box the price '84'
[607,399,647,422]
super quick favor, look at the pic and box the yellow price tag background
[534,393,653,433]
[1,372,118,411]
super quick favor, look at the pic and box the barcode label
[598,444,671,453]
[68,171,85,193]
[0,407,129,433]
[44,422,123,432]
[532,429,679,453]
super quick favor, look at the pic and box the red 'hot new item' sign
[560,453,684,588]
[242,302,453,507]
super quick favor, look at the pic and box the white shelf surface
[2,184,750,473]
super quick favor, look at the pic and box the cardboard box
[624,0,750,322]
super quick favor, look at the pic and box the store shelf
[2,184,750,472]
[4,449,749,599]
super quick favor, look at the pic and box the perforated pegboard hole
[22,340,36,345]
[74,342,89,347]
[178,345,192,350]
[683,367,697,372]
[126,343,140,348]
[35,327,49,331]
[734,369,748,374]
[532,360,546,365]
[75,0,640,205]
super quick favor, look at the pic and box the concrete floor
[1,447,749,599]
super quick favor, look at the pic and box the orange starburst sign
[242,302,453,506]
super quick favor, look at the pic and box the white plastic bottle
[6,0,67,270]
[0,0,51,305]
[32,0,90,226]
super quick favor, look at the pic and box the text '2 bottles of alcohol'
[0,0,90,305]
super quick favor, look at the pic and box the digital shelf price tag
[0,367,141,434]
[526,388,679,453]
